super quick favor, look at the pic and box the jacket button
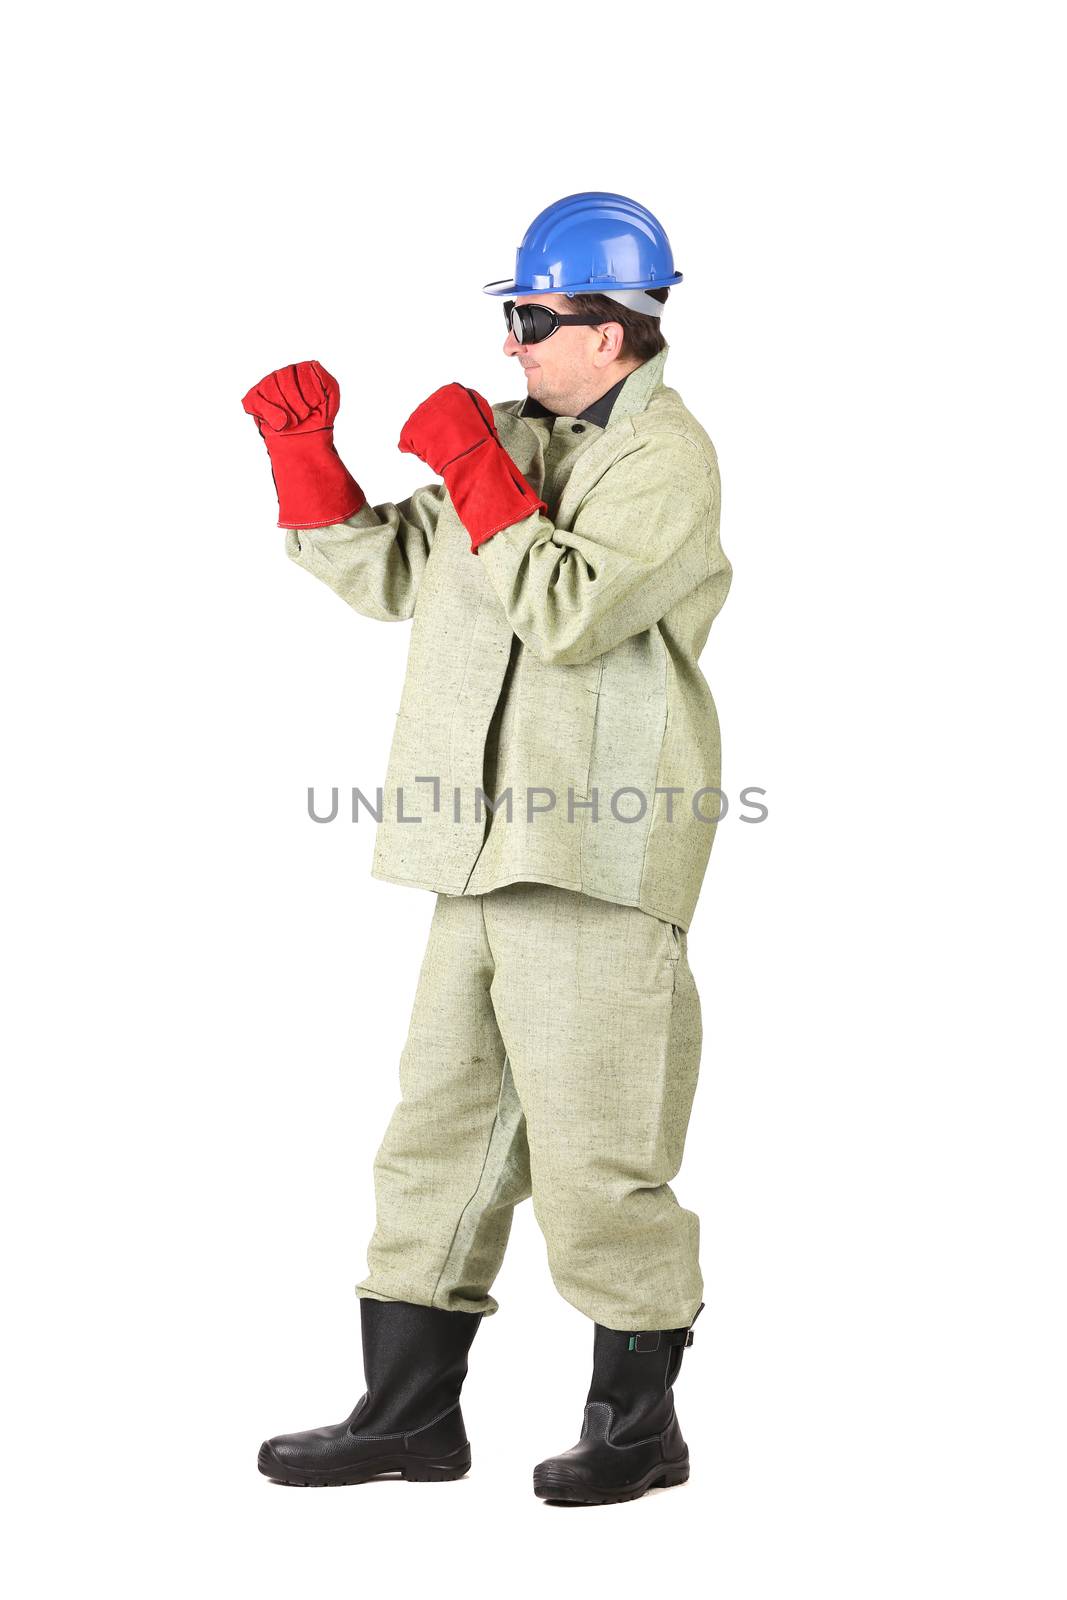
[571,423,585,433]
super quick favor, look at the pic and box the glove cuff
[443,439,547,552]
[262,427,367,529]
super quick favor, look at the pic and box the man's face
[502,292,617,413]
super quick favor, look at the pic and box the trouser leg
[356,892,532,1316]
[482,883,704,1330]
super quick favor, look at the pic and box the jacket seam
[446,595,487,784]
[637,626,674,908]
[576,658,606,889]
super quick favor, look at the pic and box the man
[242,192,732,1505]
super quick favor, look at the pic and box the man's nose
[503,329,522,356]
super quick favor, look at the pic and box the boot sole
[258,1440,471,1487]
[533,1458,689,1505]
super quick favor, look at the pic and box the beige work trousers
[356,882,705,1330]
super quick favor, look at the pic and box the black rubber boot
[258,1298,483,1486]
[533,1303,705,1505]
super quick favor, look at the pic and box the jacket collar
[610,344,669,423]
[519,344,668,430]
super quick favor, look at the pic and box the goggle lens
[504,301,557,345]
[501,300,607,345]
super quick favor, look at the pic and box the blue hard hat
[483,191,682,316]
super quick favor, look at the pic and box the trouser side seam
[429,1058,513,1308]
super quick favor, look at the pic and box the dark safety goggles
[503,300,608,345]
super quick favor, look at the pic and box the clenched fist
[398,383,499,477]
[397,381,546,553]
[241,360,365,529]
[242,360,341,436]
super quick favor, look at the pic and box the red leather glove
[241,361,366,529]
[398,384,546,552]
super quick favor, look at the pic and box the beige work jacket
[286,345,731,930]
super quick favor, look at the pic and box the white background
[2,2,1064,1596]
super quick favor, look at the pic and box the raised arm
[475,432,722,665]
[397,382,725,664]
[242,360,444,622]
[284,484,445,623]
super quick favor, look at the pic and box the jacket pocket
[663,919,682,963]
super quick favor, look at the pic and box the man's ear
[598,321,625,363]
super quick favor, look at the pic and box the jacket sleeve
[284,480,445,622]
[475,432,723,666]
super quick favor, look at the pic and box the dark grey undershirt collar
[519,368,633,429]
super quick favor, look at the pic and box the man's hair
[565,286,669,362]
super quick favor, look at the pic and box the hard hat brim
[482,273,683,297]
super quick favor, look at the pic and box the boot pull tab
[664,1302,705,1350]
[626,1303,705,1354]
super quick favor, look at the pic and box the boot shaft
[355,1297,483,1434]
[585,1304,704,1446]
